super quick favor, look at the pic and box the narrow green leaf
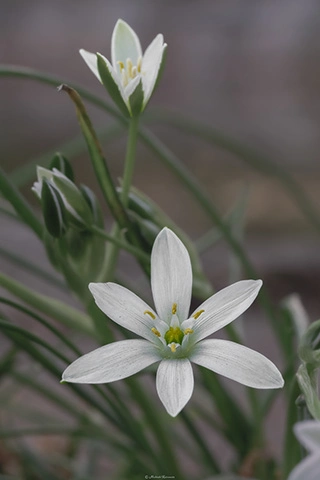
[0,271,95,336]
[0,246,65,289]
[0,166,43,238]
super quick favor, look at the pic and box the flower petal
[141,34,166,105]
[151,228,192,324]
[156,358,194,417]
[62,339,160,383]
[189,279,262,342]
[79,49,101,83]
[190,339,284,389]
[111,19,142,73]
[288,454,320,480]
[124,75,141,101]
[89,282,160,344]
[294,421,320,453]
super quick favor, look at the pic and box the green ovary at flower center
[164,326,184,345]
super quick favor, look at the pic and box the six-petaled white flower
[62,227,284,417]
[288,420,320,480]
[80,19,167,116]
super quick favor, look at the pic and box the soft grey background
[1,1,320,477]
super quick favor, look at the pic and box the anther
[172,303,177,315]
[144,310,156,320]
[137,57,142,73]
[151,327,161,337]
[117,61,125,70]
[126,58,133,77]
[131,66,137,78]
[184,328,194,335]
[170,343,177,353]
[193,309,205,320]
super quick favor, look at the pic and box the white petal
[189,279,262,342]
[141,34,166,105]
[151,228,192,324]
[294,421,320,453]
[288,454,320,480]
[190,339,284,389]
[89,282,160,344]
[156,359,194,417]
[79,49,102,83]
[111,19,142,73]
[124,75,141,100]
[62,339,161,383]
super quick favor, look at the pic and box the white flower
[62,228,284,417]
[80,19,167,116]
[288,421,320,480]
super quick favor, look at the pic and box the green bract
[32,166,93,229]
[80,19,167,117]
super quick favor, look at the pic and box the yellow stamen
[144,310,156,320]
[184,328,194,335]
[131,66,137,78]
[170,343,177,353]
[117,61,125,70]
[137,56,142,73]
[151,327,161,337]
[193,309,205,320]
[126,58,133,78]
[172,303,177,315]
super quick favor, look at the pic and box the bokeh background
[2,0,320,308]
[1,0,320,476]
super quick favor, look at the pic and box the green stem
[90,224,149,262]
[121,116,140,206]
[283,378,303,478]
[0,166,43,238]
[104,116,141,280]
[180,410,220,474]
[0,246,65,290]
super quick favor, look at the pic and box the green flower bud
[49,153,74,181]
[41,179,68,238]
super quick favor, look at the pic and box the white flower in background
[80,19,167,116]
[288,420,320,480]
[62,228,284,417]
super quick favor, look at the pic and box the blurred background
[1,0,320,476]
[2,0,320,307]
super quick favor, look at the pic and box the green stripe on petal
[97,53,130,117]
[62,339,161,384]
[128,79,144,117]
